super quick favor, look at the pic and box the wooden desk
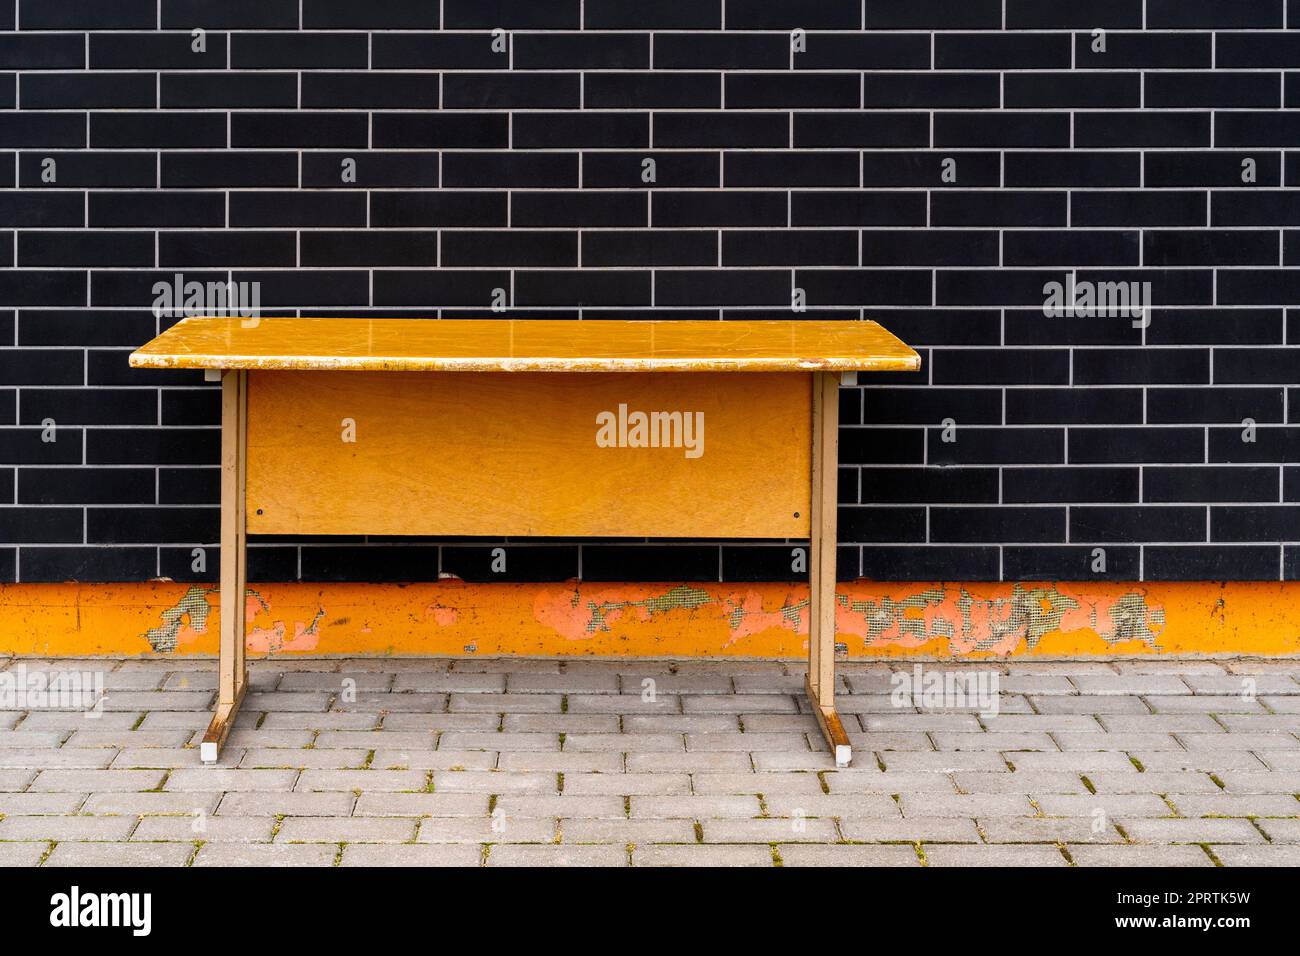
[131,318,920,765]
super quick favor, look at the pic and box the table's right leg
[202,369,248,764]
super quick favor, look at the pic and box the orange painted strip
[2,580,1299,658]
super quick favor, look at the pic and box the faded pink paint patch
[425,604,458,626]
[247,619,322,653]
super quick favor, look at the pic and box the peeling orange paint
[0,580,1297,658]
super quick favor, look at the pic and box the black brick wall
[2,1,1300,585]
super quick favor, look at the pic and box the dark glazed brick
[1003,547,1141,582]
[581,546,719,582]
[442,546,580,583]
[1145,546,1280,581]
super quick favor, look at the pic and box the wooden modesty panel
[246,370,812,538]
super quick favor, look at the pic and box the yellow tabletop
[129,317,920,373]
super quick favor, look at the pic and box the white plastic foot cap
[834,744,851,768]
[200,741,218,764]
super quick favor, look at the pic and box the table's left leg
[806,371,852,768]
[202,369,248,764]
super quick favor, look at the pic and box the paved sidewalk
[1,656,1298,867]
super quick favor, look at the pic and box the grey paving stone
[900,793,1036,818]
[629,795,762,819]
[392,672,505,693]
[1211,844,1300,866]
[1146,695,1264,714]
[691,772,825,795]
[192,843,338,867]
[503,714,621,733]
[952,771,1088,794]
[978,816,1125,844]
[502,752,624,773]
[1087,771,1221,793]
[453,693,561,713]
[931,732,1056,751]
[1128,751,1265,772]
[432,770,556,793]
[1069,844,1215,866]
[560,818,697,844]
[294,769,424,792]
[839,817,981,843]
[45,841,194,867]
[1118,818,1265,843]
[779,844,920,866]
[627,751,751,773]
[1006,752,1137,772]
[238,747,371,769]
[0,792,85,814]
[166,768,299,792]
[0,749,113,770]
[0,815,137,841]
[30,769,164,792]
[561,772,690,796]
[1254,818,1300,842]
[135,816,274,842]
[64,729,194,749]
[0,842,48,866]
[216,792,355,817]
[701,817,841,843]
[418,817,555,843]
[371,749,498,771]
[1165,793,1300,817]
[762,793,902,819]
[487,844,627,867]
[495,795,626,818]
[877,751,1008,773]
[1032,793,1175,818]
[923,845,1068,867]
[826,770,958,794]
[1217,771,1300,793]
[277,816,418,843]
[352,792,487,817]
[564,733,680,753]
[341,843,481,866]
[633,844,772,867]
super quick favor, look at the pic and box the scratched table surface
[129,317,921,373]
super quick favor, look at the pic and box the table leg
[202,369,248,764]
[806,371,852,768]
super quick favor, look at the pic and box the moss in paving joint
[1114,822,1131,843]
[1248,818,1272,843]
[693,821,704,843]
[1208,772,1226,790]
[333,842,345,866]
[560,695,568,714]
[487,794,498,816]
[359,749,374,769]
[622,795,631,818]
[1128,754,1145,772]
[185,841,202,867]
[816,771,830,795]
[1028,797,1044,818]
[1056,842,1076,866]
[769,843,783,867]
[145,770,171,793]
[556,772,565,794]
[422,771,434,793]
[874,752,887,772]
[1080,774,1096,794]
[269,815,284,839]
[913,842,928,866]
[129,713,147,731]
[756,793,769,817]
[1199,843,1224,867]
